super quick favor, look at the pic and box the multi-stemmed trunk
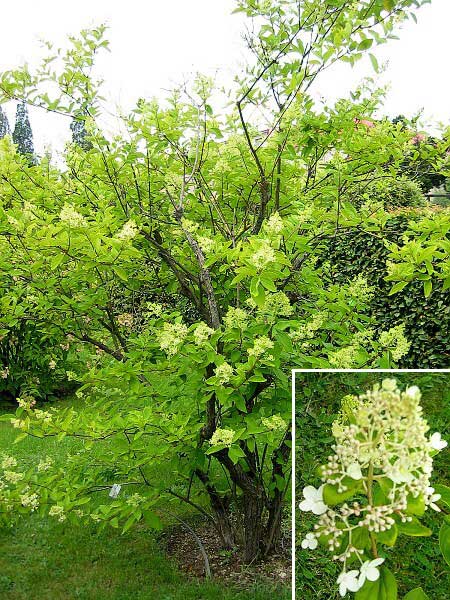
[199,438,289,564]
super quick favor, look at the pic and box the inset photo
[294,371,450,600]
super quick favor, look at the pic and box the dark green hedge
[326,216,450,367]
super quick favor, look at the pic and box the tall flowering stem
[299,379,448,598]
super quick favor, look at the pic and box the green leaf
[434,484,450,509]
[113,266,128,282]
[250,277,265,307]
[234,395,247,412]
[423,279,432,298]
[358,39,373,51]
[403,588,430,600]
[323,479,361,505]
[351,526,370,550]
[369,53,379,72]
[406,493,425,516]
[355,566,397,600]
[122,515,136,534]
[50,253,65,270]
[397,516,432,537]
[388,281,408,295]
[143,510,162,530]
[375,523,398,547]
[228,445,245,464]
[439,521,450,566]
[260,277,277,292]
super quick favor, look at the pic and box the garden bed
[163,517,291,586]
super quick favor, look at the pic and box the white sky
[1,0,449,155]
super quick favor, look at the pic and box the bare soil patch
[161,517,291,588]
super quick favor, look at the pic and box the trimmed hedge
[346,176,426,209]
[326,216,450,367]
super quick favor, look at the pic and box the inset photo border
[292,369,450,600]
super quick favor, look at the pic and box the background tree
[12,102,36,164]
[70,112,93,150]
[0,105,10,138]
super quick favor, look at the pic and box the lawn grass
[0,399,290,600]
[295,372,450,600]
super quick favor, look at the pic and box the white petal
[370,558,385,568]
[430,432,447,450]
[405,386,420,400]
[348,577,361,592]
[347,462,363,480]
[339,582,347,597]
[366,567,380,582]
[312,501,328,515]
[299,499,313,512]
[303,485,319,500]
[301,539,308,549]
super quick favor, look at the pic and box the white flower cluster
[49,505,66,522]
[247,336,274,359]
[290,313,326,343]
[346,275,374,304]
[197,236,217,255]
[127,493,144,507]
[1,455,17,470]
[299,379,447,598]
[293,204,314,226]
[378,324,411,361]
[34,410,52,423]
[210,428,234,448]
[214,362,234,384]
[264,212,284,235]
[1,366,9,379]
[37,456,54,472]
[261,292,293,318]
[262,415,287,431]
[145,302,163,317]
[117,313,134,327]
[156,322,188,356]
[20,491,39,511]
[59,203,87,227]
[193,322,214,346]
[223,306,249,330]
[328,345,359,369]
[4,471,24,484]
[181,218,199,234]
[17,395,36,410]
[248,240,276,270]
[116,220,138,241]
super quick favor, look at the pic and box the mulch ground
[160,517,291,588]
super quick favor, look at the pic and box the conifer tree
[70,113,92,150]
[12,102,36,163]
[0,106,10,139]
